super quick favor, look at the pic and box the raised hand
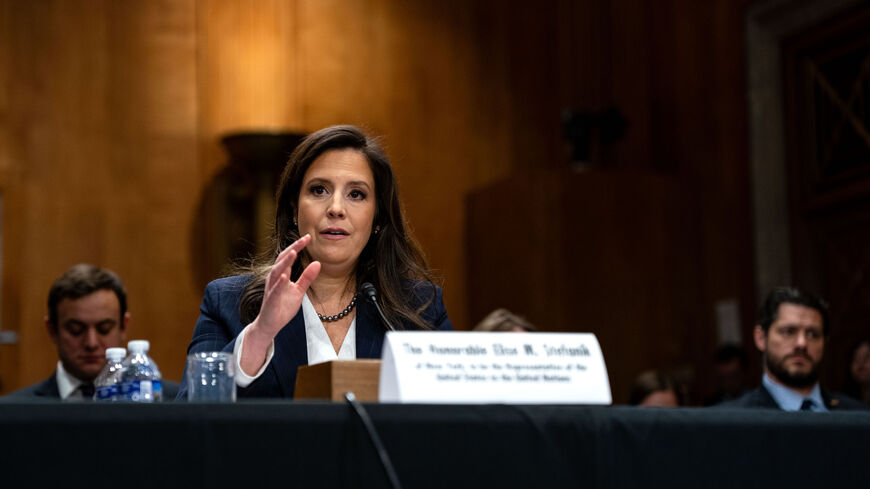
[241,235,321,375]
[253,234,321,337]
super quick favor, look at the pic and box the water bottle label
[121,379,162,402]
[95,385,117,400]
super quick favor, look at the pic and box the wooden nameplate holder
[294,359,382,402]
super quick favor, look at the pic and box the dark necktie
[79,383,95,399]
[799,398,814,411]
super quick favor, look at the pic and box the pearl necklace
[317,294,357,322]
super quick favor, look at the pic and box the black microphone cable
[344,392,403,489]
[360,282,396,331]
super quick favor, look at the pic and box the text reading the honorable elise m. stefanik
[401,342,592,384]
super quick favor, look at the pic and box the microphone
[361,282,396,331]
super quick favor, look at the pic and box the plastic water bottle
[120,340,163,402]
[94,347,127,402]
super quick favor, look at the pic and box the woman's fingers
[270,235,308,273]
[280,234,310,257]
[257,235,317,335]
[266,234,311,287]
[293,261,321,293]
[267,250,296,289]
[266,270,290,297]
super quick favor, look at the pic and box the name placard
[379,332,611,404]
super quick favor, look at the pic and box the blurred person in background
[843,339,870,405]
[3,264,177,401]
[628,370,686,407]
[4,264,128,400]
[473,308,537,332]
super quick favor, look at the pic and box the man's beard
[765,350,822,388]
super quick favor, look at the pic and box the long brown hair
[238,125,437,330]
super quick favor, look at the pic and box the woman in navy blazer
[180,125,452,399]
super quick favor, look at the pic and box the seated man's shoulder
[825,391,870,411]
[1,375,58,400]
[713,386,869,411]
[713,386,776,409]
[161,379,181,402]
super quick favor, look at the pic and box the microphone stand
[361,282,396,331]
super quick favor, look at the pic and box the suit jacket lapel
[757,385,780,409]
[356,299,386,359]
[34,373,60,398]
[271,313,308,396]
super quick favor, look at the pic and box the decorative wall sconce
[191,131,305,290]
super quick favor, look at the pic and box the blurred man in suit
[719,287,865,411]
[4,264,176,401]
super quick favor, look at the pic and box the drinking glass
[186,351,236,402]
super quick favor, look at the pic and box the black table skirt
[1,401,867,488]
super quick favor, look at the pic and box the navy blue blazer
[178,275,452,399]
[716,385,868,411]
[3,374,60,399]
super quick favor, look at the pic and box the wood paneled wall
[466,0,756,402]
[0,0,201,389]
[0,0,756,400]
[0,0,520,391]
[468,172,706,403]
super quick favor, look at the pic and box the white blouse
[233,293,356,387]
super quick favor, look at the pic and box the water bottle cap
[127,340,150,353]
[105,347,126,360]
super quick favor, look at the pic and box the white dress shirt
[762,373,828,412]
[55,361,91,401]
[233,293,356,387]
